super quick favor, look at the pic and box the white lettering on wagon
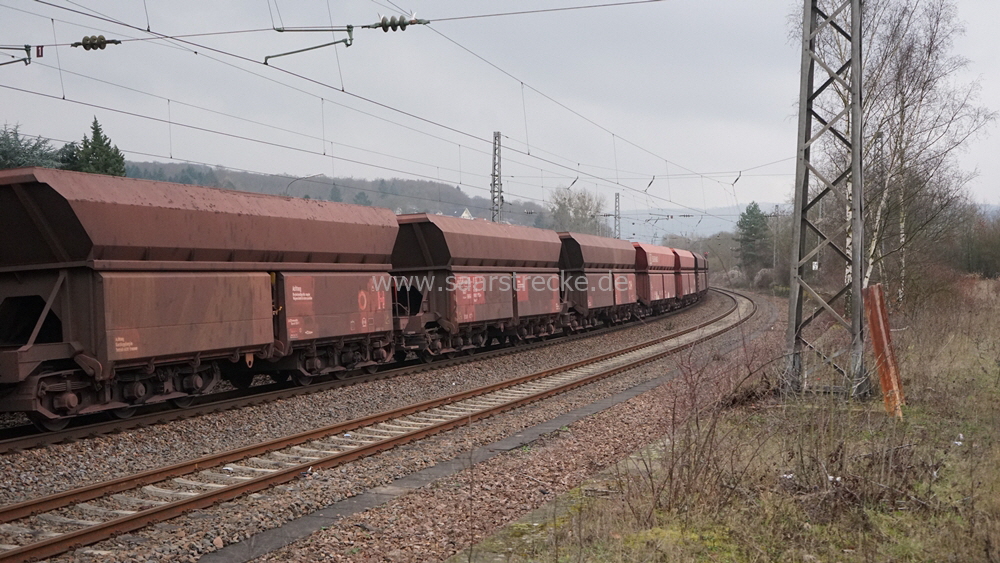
[291,285,313,302]
[114,336,138,353]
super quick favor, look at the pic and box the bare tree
[861,0,993,301]
[543,187,610,236]
[804,0,994,303]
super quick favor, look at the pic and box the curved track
[0,290,754,562]
[0,293,716,453]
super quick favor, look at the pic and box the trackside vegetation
[452,278,1000,562]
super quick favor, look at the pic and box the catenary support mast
[785,0,867,396]
[490,131,503,223]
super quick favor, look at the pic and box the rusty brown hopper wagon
[558,232,637,327]
[692,252,710,295]
[391,214,563,359]
[673,248,699,301]
[0,168,397,430]
[633,242,683,315]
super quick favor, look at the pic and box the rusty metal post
[863,284,904,418]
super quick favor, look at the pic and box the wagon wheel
[170,397,195,408]
[364,365,380,374]
[229,373,255,390]
[290,371,315,386]
[110,407,137,419]
[27,412,70,432]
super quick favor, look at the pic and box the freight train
[0,168,708,430]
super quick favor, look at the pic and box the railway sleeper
[221,465,277,475]
[270,451,321,462]
[36,513,101,527]
[74,503,136,518]
[200,471,253,483]
[172,477,227,490]
[142,485,199,500]
[110,494,167,508]
[290,446,341,456]
[247,457,297,469]
[0,523,60,537]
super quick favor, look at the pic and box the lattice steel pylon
[785,0,868,396]
[490,131,503,223]
[614,193,621,239]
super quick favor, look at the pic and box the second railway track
[0,292,714,453]
[0,289,753,562]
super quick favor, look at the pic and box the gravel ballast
[1,291,775,562]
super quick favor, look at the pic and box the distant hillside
[125,161,550,228]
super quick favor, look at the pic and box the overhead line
[431,0,667,22]
[26,0,735,221]
[33,0,724,190]
[0,83,513,197]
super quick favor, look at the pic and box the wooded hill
[125,161,548,227]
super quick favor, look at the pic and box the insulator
[380,15,389,32]
[399,17,408,31]
[389,16,399,31]
[97,35,107,49]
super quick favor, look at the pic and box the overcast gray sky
[2,0,996,232]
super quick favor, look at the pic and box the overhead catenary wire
[15,0,767,202]
[20,2,700,216]
[430,0,667,23]
[23,1,684,194]
[31,0,732,196]
[418,19,732,191]
[0,83,524,198]
[15,0,767,224]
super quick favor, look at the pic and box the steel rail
[0,294,716,453]
[0,290,752,562]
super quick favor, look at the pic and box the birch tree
[805,0,993,303]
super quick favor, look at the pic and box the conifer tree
[735,201,771,275]
[69,117,126,176]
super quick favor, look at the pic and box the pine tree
[353,191,372,206]
[69,117,126,176]
[735,201,771,275]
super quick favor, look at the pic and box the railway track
[0,289,753,562]
[0,293,715,453]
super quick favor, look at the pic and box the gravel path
[0,294,729,507]
[18,291,776,563]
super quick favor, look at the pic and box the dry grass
[471,278,1000,562]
